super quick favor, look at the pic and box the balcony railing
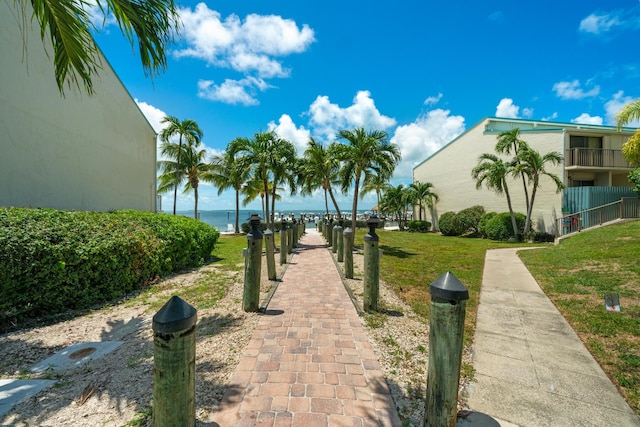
[565,148,632,168]
[557,197,639,236]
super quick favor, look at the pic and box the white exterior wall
[0,2,156,212]
[413,118,564,233]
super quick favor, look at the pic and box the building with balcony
[0,1,157,212]
[412,117,638,234]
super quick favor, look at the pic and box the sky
[90,0,640,212]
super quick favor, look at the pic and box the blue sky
[91,0,640,212]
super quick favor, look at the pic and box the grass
[358,229,534,344]
[518,221,640,415]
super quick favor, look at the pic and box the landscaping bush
[457,205,485,237]
[478,212,497,238]
[484,212,526,241]
[526,231,556,243]
[0,208,219,329]
[406,220,431,232]
[438,211,466,236]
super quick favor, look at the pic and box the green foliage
[629,167,640,195]
[457,205,485,236]
[525,231,556,243]
[478,212,497,238]
[0,208,219,330]
[484,212,526,241]
[406,220,431,232]
[438,211,465,236]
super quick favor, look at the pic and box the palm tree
[616,99,640,166]
[182,145,211,219]
[229,131,278,229]
[300,138,342,217]
[207,143,251,233]
[409,181,438,222]
[379,184,411,230]
[360,173,392,211]
[17,0,180,95]
[269,137,298,225]
[159,117,203,215]
[336,127,401,239]
[472,153,519,239]
[514,146,564,234]
[495,128,530,215]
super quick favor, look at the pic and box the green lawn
[518,221,640,415]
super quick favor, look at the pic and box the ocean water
[173,209,372,232]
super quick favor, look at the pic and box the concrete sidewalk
[211,229,401,426]
[466,248,640,427]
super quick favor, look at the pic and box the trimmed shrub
[526,231,556,243]
[0,208,219,330]
[406,220,431,232]
[484,212,526,241]
[478,212,497,238]
[438,211,466,236]
[457,205,485,237]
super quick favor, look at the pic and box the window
[570,135,602,149]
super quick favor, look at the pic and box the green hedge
[406,220,431,232]
[485,212,526,241]
[0,208,219,329]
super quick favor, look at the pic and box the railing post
[327,218,334,247]
[332,221,339,254]
[243,213,262,312]
[363,215,380,312]
[423,272,469,427]
[280,219,287,265]
[287,221,293,254]
[343,227,353,279]
[264,229,276,281]
[153,296,197,427]
[292,218,298,248]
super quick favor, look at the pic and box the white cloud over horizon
[571,113,603,125]
[579,12,622,34]
[307,91,397,141]
[495,98,532,119]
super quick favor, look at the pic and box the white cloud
[135,99,168,133]
[424,93,443,106]
[495,98,520,118]
[390,108,465,180]
[488,11,504,22]
[579,12,622,34]
[522,108,534,119]
[604,90,640,126]
[542,112,558,121]
[552,80,600,100]
[197,77,271,105]
[307,91,397,141]
[571,113,603,125]
[175,3,315,79]
[268,114,311,155]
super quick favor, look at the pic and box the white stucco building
[0,1,157,212]
[413,117,637,233]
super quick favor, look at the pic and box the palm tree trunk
[172,135,183,215]
[328,187,341,218]
[324,188,329,216]
[235,189,240,233]
[263,176,270,230]
[351,173,361,244]
[524,178,538,234]
[503,181,519,239]
[194,186,198,219]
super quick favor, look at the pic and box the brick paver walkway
[211,229,402,426]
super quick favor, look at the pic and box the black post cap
[248,213,261,228]
[152,295,197,334]
[429,271,469,302]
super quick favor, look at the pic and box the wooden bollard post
[243,213,262,312]
[327,218,334,247]
[264,229,276,281]
[292,219,298,248]
[343,227,353,278]
[335,218,343,259]
[363,215,380,312]
[332,223,338,254]
[287,221,293,254]
[153,296,196,427]
[318,218,323,233]
[280,219,287,265]
[423,271,469,427]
